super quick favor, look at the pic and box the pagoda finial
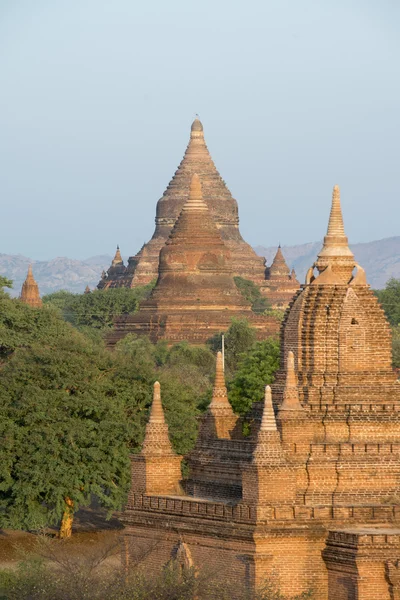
[84,285,91,294]
[112,245,123,267]
[314,185,354,280]
[259,386,277,432]
[142,381,175,456]
[190,117,204,137]
[326,185,345,237]
[181,174,208,213]
[20,265,42,308]
[279,351,304,412]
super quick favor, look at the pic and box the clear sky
[0,0,399,260]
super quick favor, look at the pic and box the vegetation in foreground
[0,535,313,600]
[0,277,279,538]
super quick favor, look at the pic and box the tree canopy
[375,278,400,327]
[43,282,155,331]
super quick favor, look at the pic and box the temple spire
[253,386,283,463]
[209,351,232,411]
[279,351,304,413]
[142,382,175,456]
[84,285,91,294]
[268,246,290,280]
[20,265,42,308]
[259,386,277,432]
[112,245,123,267]
[314,185,355,283]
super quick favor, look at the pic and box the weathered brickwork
[120,185,400,599]
[108,175,279,347]
[99,118,267,289]
[19,265,42,307]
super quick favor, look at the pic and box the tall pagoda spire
[198,351,237,439]
[142,382,175,456]
[20,265,42,308]
[314,185,355,283]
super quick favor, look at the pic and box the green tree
[375,278,400,327]
[0,275,13,297]
[43,282,155,331]
[229,338,280,415]
[234,276,271,314]
[208,318,258,376]
[0,296,130,537]
[392,326,400,371]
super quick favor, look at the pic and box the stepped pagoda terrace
[98,118,267,289]
[108,174,279,347]
[120,185,400,600]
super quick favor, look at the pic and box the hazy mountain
[255,236,400,289]
[1,236,400,297]
[0,254,112,297]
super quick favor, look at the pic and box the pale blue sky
[0,0,399,260]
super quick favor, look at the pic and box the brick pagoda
[20,265,42,307]
[99,118,268,289]
[108,174,279,347]
[260,245,300,309]
[120,184,400,600]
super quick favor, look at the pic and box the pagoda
[20,265,42,307]
[120,185,400,600]
[260,245,300,308]
[108,175,279,346]
[98,118,266,289]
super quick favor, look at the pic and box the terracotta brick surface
[120,186,400,600]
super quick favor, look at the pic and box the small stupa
[260,245,299,309]
[20,265,42,308]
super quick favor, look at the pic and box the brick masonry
[120,185,400,599]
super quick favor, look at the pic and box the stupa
[108,175,279,346]
[98,118,266,289]
[260,245,300,308]
[120,185,400,600]
[20,265,42,307]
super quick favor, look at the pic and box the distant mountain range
[1,236,400,297]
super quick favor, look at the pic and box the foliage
[208,318,258,377]
[43,282,155,331]
[375,278,400,327]
[0,276,13,297]
[0,295,130,532]
[392,326,400,371]
[229,338,280,414]
[234,276,271,314]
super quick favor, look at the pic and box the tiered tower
[260,245,300,308]
[20,265,42,307]
[121,185,400,600]
[108,175,279,346]
[98,118,266,289]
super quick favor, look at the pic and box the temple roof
[268,245,291,280]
